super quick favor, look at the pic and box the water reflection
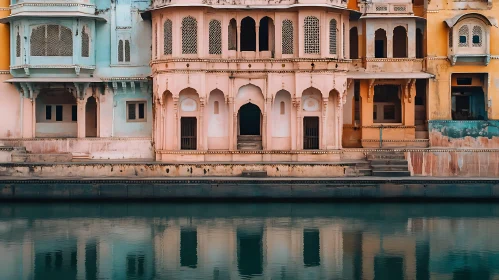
[2,203,499,279]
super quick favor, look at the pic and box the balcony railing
[358,3,413,14]
[152,0,347,9]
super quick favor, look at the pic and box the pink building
[151,0,352,162]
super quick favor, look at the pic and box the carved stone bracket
[73,82,90,100]
[367,79,375,103]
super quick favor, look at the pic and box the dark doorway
[393,26,407,58]
[241,17,256,51]
[181,117,197,150]
[303,117,319,149]
[375,29,387,58]
[259,17,269,51]
[239,103,261,135]
[350,27,359,59]
[416,28,423,58]
[85,96,97,137]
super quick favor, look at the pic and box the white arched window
[329,19,337,55]
[282,19,293,55]
[209,20,222,55]
[81,26,90,58]
[182,16,198,54]
[164,19,172,55]
[304,16,319,54]
[30,25,73,56]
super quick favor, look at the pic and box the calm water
[1,203,499,280]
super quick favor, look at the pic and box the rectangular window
[46,105,52,120]
[459,36,467,44]
[383,105,396,120]
[126,101,146,122]
[72,105,77,122]
[55,105,63,121]
[472,35,480,44]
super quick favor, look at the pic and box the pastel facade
[0,0,154,159]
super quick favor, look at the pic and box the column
[228,97,234,151]
[233,111,238,150]
[199,99,205,150]
[404,79,416,126]
[387,29,393,58]
[265,97,272,150]
[256,24,260,58]
[322,98,328,150]
[76,238,86,280]
[295,98,302,149]
[237,27,241,58]
[31,96,36,138]
[173,96,179,150]
[77,99,86,138]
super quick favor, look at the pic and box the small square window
[72,105,77,122]
[472,35,480,44]
[46,105,52,120]
[56,105,63,121]
[127,101,147,122]
[459,36,467,44]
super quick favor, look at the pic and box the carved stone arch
[235,83,264,112]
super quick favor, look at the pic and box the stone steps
[237,135,263,150]
[367,151,411,177]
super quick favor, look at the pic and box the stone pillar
[233,112,238,150]
[237,27,241,58]
[77,99,86,138]
[322,97,328,149]
[362,79,375,126]
[404,79,416,126]
[265,97,272,150]
[387,29,394,58]
[199,98,205,150]
[173,96,179,150]
[256,25,260,58]
[295,98,302,149]
[31,96,36,138]
[290,96,297,150]
[228,97,234,151]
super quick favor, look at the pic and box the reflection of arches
[241,17,256,51]
[393,26,407,58]
[259,16,275,53]
[239,103,261,136]
[349,27,358,59]
[375,29,387,58]
[85,96,97,137]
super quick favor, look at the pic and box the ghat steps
[368,151,411,177]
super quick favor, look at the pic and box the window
[182,16,198,54]
[329,19,337,55]
[458,25,469,47]
[127,101,146,122]
[451,87,486,120]
[214,101,219,114]
[373,85,401,123]
[181,117,197,150]
[303,117,319,149]
[304,16,320,54]
[16,29,20,58]
[280,101,285,115]
[55,105,63,121]
[81,27,90,58]
[30,25,73,56]
[449,28,453,48]
[118,39,131,62]
[72,105,77,121]
[282,19,294,55]
[209,20,222,55]
[228,19,237,51]
[472,25,482,47]
[46,105,52,120]
[164,19,172,55]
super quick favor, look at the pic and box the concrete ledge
[1,177,499,200]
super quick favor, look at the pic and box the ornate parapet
[151,0,347,9]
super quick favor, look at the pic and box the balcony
[151,0,347,9]
[358,3,413,15]
[8,0,100,21]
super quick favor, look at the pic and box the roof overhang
[5,77,102,83]
[146,3,350,12]
[0,12,107,24]
[445,13,498,28]
[347,72,434,79]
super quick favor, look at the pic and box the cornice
[11,64,95,70]
[154,69,348,74]
[101,77,150,81]
[151,58,352,64]
[365,58,424,62]
[10,2,95,9]
[0,137,152,141]
[0,70,10,74]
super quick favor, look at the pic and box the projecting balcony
[7,0,101,21]
[151,0,347,9]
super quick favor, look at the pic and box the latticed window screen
[16,30,20,57]
[329,19,337,55]
[282,19,294,54]
[125,40,130,62]
[458,25,469,47]
[472,25,482,47]
[182,16,198,54]
[209,20,222,55]
[304,16,320,54]
[449,28,453,48]
[81,27,90,57]
[30,25,73,56]
[228,19,237,50]
[118,40,124,62]
[164,19,172,55]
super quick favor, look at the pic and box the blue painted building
[0,0,154,159]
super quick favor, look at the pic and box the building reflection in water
[2,204,499,279]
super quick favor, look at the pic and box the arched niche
[207,89,229,150]
[272,90,291,150]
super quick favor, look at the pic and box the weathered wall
[429,120,499,147]
[113,88,153,138]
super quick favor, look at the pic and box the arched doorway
[393,26,407,58]
[238,103,262,150]
[375,29,387,58]
[349,27,359,59]
[85,96,97,137]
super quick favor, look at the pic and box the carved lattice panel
[118,40,124,62]
[81,26,90,57]
[472,25,482,47]
[329,19,337,55]
[458,25,469,47]
[164,19,172,55]
[30,25,73,56]
[125,40,130,62]
[304,16,320,54]
[16,30,20,57]
[209,20,222,55]
[182,16,198,54]
[282,19,294,54]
